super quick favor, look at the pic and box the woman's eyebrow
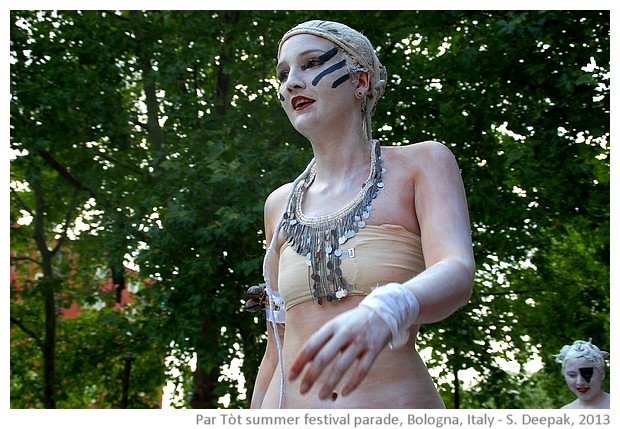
[315,47,339,63]
[277,47,339,69]
[300,48,328,57]
[278,49,323,67]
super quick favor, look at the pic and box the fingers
[288,325,335,383]
[293,329,350,394]
[288,307,391,399]
[341,349,377,396]
[318,341,366,399]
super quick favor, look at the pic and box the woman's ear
[354,71,370,92]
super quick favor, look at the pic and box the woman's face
[563,356,604,402]
[276,34,358,135]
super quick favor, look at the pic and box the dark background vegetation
[10,10,609,409]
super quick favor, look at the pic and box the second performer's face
[563,357,603,402]
[276,34,357,136]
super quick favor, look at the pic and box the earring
[356,90,364,98]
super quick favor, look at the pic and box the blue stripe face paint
[331,73,350,88]
[278,45,351,103]
[305,47,339,70]
[312,59,347,86]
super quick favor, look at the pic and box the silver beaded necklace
[281,140,385,304]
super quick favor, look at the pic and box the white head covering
[554,339,609,374]
[278,20,387,140]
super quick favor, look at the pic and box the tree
[10,10,609,408]
[10,10,169,407]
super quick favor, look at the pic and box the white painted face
[563,356,604,402]
[276,34,358,136]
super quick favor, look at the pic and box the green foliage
[54,307,167,408]
[10,10,609,409]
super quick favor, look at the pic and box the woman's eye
[278,57,323,82]
[302,59,319,70]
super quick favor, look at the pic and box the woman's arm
[250,183,291,408]
[405,140,475,322]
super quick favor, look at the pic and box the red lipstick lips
[292,96,315,111]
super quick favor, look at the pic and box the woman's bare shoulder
[560,399,580,409]
[382,140,458,175]
[264,182,293,234]
[386,140,455,159]
[265,182,293,211]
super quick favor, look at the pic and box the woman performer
[248,19,475,408]
[555,339,610,409]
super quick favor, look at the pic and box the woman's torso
[261,298,444,408]
[262,145,444,408]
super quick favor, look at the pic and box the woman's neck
[309,134,372,188]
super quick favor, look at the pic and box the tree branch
[10,186,34,216]
[10,316,43,349]
[10,255,42,267]
[38,150,96,198]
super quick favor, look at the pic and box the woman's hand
[288,305,392,399]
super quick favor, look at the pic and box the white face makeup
[277,46,346,90]
[563,356,604,402]
[276,34,356,134]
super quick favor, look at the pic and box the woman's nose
[285,67,305,91]
[575,374,587,386]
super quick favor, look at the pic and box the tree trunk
[33,177,57,408]
[190,364,220,408]
[453,345,460,409]
[190,316,221,408]
[42,283,56,409]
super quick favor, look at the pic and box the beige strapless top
[278,224,425,310]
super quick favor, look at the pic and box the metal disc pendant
[279,139,385,306]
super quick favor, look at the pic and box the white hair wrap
[554,339,609,373]
[278,20,388,141]
[359,282,420,349]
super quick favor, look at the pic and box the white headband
[554,339,608,373]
